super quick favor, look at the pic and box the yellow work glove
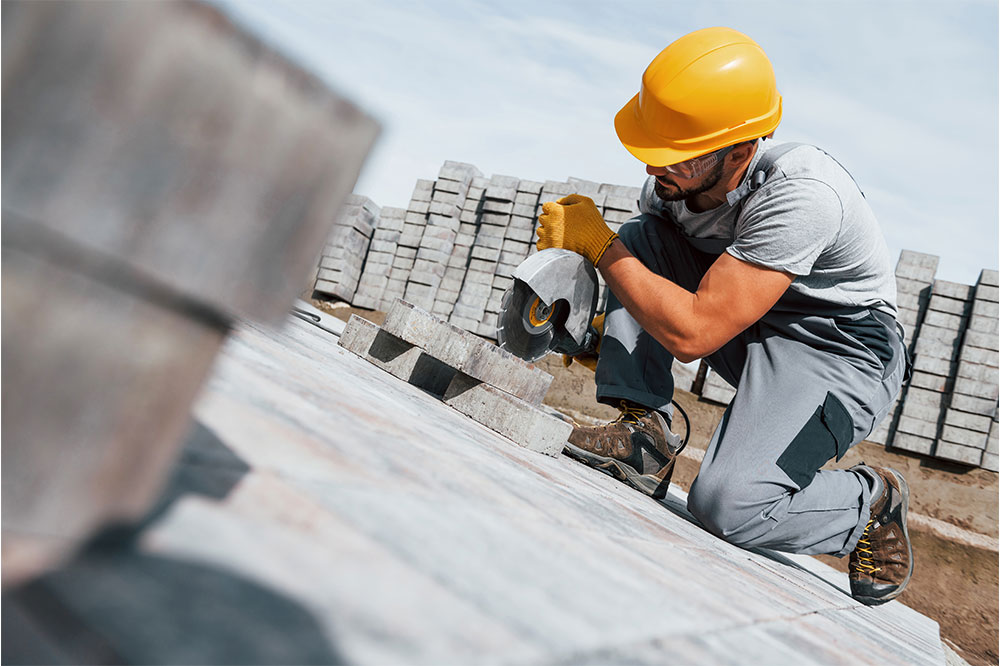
[536,194,618,266]
[562,312,605,372]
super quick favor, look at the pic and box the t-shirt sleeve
[726,177,844,276]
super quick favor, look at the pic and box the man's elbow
[666,335,703,364]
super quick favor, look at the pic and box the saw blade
[497,280,563,361]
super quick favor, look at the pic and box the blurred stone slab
[3,0,379,324]
[1,0,378,586]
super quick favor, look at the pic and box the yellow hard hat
[615,27,782,167]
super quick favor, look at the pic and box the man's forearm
[596,239,705,362]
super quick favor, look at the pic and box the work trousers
[596,214,907,556]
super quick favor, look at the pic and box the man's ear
[729,140,757,164]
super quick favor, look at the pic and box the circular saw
[497,249,600,362]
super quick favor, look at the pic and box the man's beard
[653,162,725,202]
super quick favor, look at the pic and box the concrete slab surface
[4,314,945,664]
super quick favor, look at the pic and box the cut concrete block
[443,373,570,457]
[891,432,934,456]
[895,277,932,296]
[382,300,552,405]
[895,263,937,282]
[968,315,998,335]
[913,336,961,361]
[921,310,965,330]
[934,441,983,466]
[971,299,999,318]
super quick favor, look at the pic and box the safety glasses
[662,145,735,179]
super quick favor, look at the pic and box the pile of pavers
[338,299,572,456]
[314,161,640,339]
[313,162,998,472]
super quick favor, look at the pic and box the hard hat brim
[614,93,710,168]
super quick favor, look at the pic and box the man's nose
[646,164,667,176]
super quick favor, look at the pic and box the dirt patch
[316,299,999,664]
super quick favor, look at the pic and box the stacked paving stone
[892,278,975,456]
[934,270,999,468]
[339,299,571,455]
[868,251,940,446]
[352,206,404,309]
[314,195,379,302]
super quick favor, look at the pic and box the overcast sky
[218,0,998,286]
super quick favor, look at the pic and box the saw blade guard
[500,249,599,357]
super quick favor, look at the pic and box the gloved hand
[562,312,605,372]
[536,194,618,266]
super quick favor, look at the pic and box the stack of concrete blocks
[339,300,572,456]
[351,207,405,309]
[313,195,379,302]
[892,278,973,456]
[440,175,487,324]
[870,251,940,446]
[934,270,999,469]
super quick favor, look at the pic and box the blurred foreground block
[1,0,378,585]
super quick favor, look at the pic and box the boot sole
[563,443,668,499]
[855,468,913,606]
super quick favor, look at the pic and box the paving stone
[894,277,932,296]
[471,245,502,262]
[976,284,1000,302]
[899,399,943,423]
[934,441,983,466]
[943,408,992,433]
[948,392,998,416]
[598,183,642,199]
[890,432,934,456]
[981,452,999,471]
[515,179,543,194]
[953,375,999,400]
[512,203,537,218]
[442,373,570,457]
[908,371,951,393]
[979,269,1000,287]
[912,335,959,361]
[448,316,481,332]
[902,387,949,410]
[968,314,999,335]
[505,227,534,243]
[408,200,431,215]
[382,301,552,404]
[930,280,973,301]
[895,263,937,282]
[910,355,953,377]
[986,420,998,455]
[897,250,939,270]
[956,361,998,383]
[921,310,965,330]
[958,344,998,367]
[940,423,989,448]
[971,299,999,319]
[916,324,963,346]
[963,329,999,350]
[895,415,939,439]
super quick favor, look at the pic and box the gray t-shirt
[640,142,897,315]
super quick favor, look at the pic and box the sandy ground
[320,302,999,666]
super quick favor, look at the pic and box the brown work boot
[849,466,914,606]
[564,400,684,500]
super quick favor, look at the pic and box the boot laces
[853,518,882,575]
[613,400,648,425]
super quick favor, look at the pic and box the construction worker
[537,27,912,607]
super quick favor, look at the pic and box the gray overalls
[596,146,908,556]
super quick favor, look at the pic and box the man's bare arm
[596,239,794,363]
